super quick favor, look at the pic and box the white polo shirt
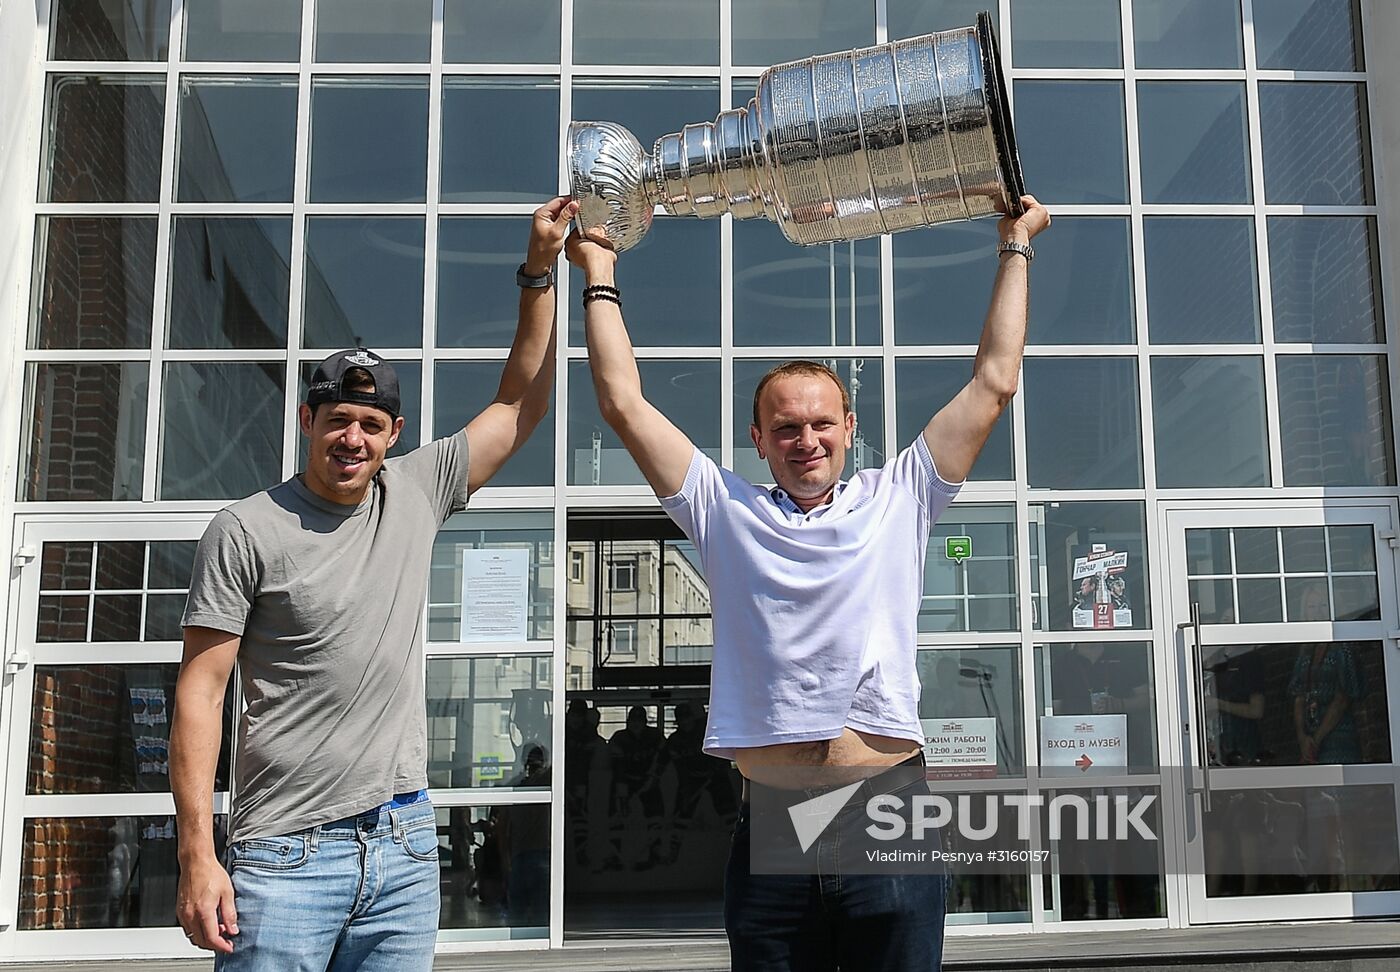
[660,436,961,759]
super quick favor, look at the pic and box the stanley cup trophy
[568,11,1025,252]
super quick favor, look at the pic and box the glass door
[1165,504,1400,924]
[0,519,229,960]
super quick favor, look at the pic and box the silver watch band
[516,263,555,288]
[997,240,1034,263]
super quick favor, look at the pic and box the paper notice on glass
[921,717,998,780]
[461,548,530,643]
[1039,714,1127,772]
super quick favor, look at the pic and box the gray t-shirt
[183,431,469,842]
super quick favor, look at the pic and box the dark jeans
[724,761,949,972]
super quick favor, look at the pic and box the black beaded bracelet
[582,284,620,298]
[583,290,622,308]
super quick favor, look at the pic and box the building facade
[0,0,1398,962]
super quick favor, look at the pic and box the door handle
[1176,601,1211,812]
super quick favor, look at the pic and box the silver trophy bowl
[568,11,1025,252]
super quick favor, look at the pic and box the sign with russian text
[921,717,997,779]
[1039,714,1127,771]
[461,548,530,643]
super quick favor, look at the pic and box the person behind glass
[566,195,1049,972]
[169,197,576,970]
[1290,641,1365,765]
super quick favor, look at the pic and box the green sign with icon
[945,536,972,564]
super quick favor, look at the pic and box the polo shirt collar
[769,481,847,518]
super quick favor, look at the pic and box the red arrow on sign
[1075,754,1094,771]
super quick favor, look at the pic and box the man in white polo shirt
[565,194,1048,972]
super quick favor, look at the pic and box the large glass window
[895,358,1012,481]
[1253,0,1363,71]
[887,0,992,38]
[30,217,157,350]
[1151,356,1269,488]
[922,507,1019,632]
[438,217,533,348]
[184,0,302,61]
[44,75,165,203]
[1137,82,1250,205]
[734,223,880,347]
[1013,82,1127,205]
[176,78,298,203]
[429,512,555,642]
[1023,358,1143,489]
[433,362,553,487]
[168,217,292,349]
[1268,217,1383,345]
[158,362,285,500]
[1259,83,1372,207]
[1276,355,1394,487]
[1010,0,1122,68]
[309,78,429,203]
[917,646,1024,775]
[1031,501,1152,632]
[1131,0,1242,69]
[444,0,560,63]
[1036,641,1159,772]
[893,220,999,347]
[573,0,718,66]
[440,78,560,203]
[572,79,719,166]
[426,655,553,788]
[23,363,148,502]
[1145,217,1260,344]
[1026,217,1134,345]
[314,0,431,62]
[569,361,721,486]
[302,217,426,349]
[51,0,169,61]
[731,1,873,66]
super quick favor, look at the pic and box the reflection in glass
[37,596,89,642]
[31,217,157,349]
[96,540,143,590]
[146,593,188,641]
[916,647,1023,775]
[92,594,141,640]
[893,220,999,346]
[569,361,720,486]
[895,358,1011,481]
[1137,82,1249,204]
[1026,217,1134,345]
[440,78,560,203]
[29,664,233,794]
[1040,787,1164,920]
[430,513,555,642]
[21,816,226,929]
[1234,528,1279,574]
[1038,642,1158,772]
[1010,0,1121,68]
[168,218,292,348]
[1260,83,1372,206]
[1023,358,1143,489]
[45,75,165,203]
[1013,82,1127,205]
[573,0,717,65]
[1328,525,1375,572]
[1253,0,1362,71]
[438,805,553,930]
[1268,217,1382,345]
[888,0,994,38]
[438,218,530,347]
[52,0,168,60]
[159,362,284,500]
[1277,355,1394,486]
[922,508,1018,631]
[426,656,552,788]
[1286,577,1330,622]
[445,0,560,62]
[732,1,873,65]
[1331,576,1380,622]
[1189,577,1234,624]
[1185,527,1231,576]
[434,362,553,487]
[185,0,302,61]
[1030,502,1151,631]
[314,0,430,62]
[734,223,879,347]
[309,78,428,202]
[1204,784,1397,898]
[1286,642,1387,763]
[177,78,297,203]
[1131,0,1242,68]
[303,217,425,349]
[1236,577,1284,624]
[573,78,719,166]
[41,541,94,591]
[1145,218,1259,344]
[568,220,720,348]
[733,358,884,485]
[1151,356,1268,487]
[562,697,737,936]
[24,363,148,501]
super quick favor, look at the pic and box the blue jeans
[725,768,949,972]
[215,800,440,972]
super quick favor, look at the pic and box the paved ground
[9,921,1400,971]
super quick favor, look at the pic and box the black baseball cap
[306,348,401,419]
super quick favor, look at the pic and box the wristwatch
[516,263,554,289]
[997,240,1034,263]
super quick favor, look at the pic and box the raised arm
[463,196,574,493]
[565,228,696,497]
[924,196,1051,483]
[173,626,240,954]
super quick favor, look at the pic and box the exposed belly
[735,728,921,789]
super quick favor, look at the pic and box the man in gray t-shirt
[171,197,577,969]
